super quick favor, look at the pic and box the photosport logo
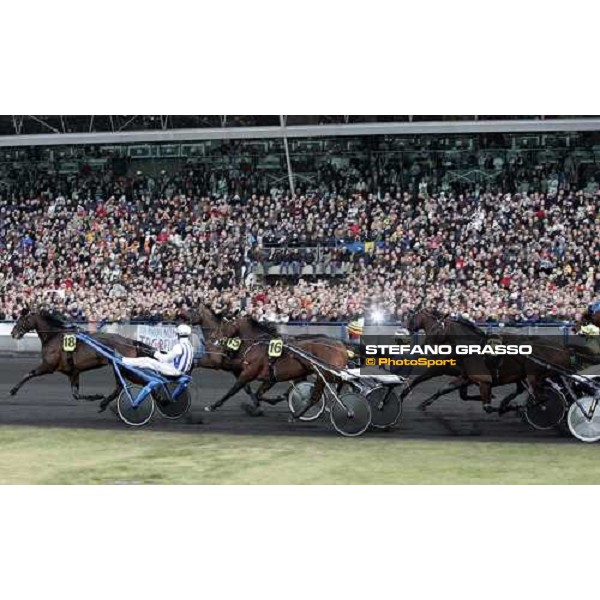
[359,335,534,376]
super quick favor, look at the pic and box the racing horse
[180,304,352,415]
[405,307,600,413]
[177,304,262,410]
[9,308,155,410]
[402,308,530,411]
[203,316,350,416]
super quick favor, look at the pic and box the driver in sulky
[122,324,194,376]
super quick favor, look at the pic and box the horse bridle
[407,306,445,333]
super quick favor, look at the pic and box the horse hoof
[204,405,214,413]
[9,388,17,397]
[185,414,203,425]
[483,404,496,414]
[242,402,264,417]
[418,403,429,412]
[262,396,283,406]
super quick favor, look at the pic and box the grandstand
[1,116,599,325]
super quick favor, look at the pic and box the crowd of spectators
[0,153,599,325]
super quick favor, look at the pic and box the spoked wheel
[153,384,192,420]
[524,385,567,430]
[117,385,155,427]
[330,392,372,437]
[288,382,325,422]
[568,396,600,443]
[367,386,401,429]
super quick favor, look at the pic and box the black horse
[404,307,600,413]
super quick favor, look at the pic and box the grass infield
[0,425,599,484]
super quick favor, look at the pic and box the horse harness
[242,337,285,382]
[222,336,243,358]
[442,317,506,384]
[62,333,78,371]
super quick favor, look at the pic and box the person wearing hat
[347,311,365,345]
[577,318,600,356]
[588,300,600,324]
[122,323,194,376]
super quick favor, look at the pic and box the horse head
[11,308,37,339]
[175,306,196,324]
[219,316,242,340]
[407,307,444,334]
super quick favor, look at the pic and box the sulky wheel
[524,384,567,430]
[367,386,402,429]
[153,384,192,420]
[288,381,325,422]
[567,396,600,443]
[117,384,155,427]
[330,392,372,437]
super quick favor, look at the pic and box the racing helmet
[176,323,192,337]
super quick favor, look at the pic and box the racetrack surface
[0,357,590,444]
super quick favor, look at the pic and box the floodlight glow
[371,309,384,324]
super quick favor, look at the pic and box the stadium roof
[1,116,600,151]
[0,115,596,137]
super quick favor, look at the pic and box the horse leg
[227,365,260,407]
[69,372,105,402]
[419,379,469,411]
[96,365,125,412]
[498,382,526,415]
[400,367,448,400]
[239,381,277,417]
[479,381,495,413]
[253,381,281,405]
[9,362,53,396]
[255,377,318,409]
[243,383,258,402]
[98,370,123,413]
[457,382,499,402]
[458,382,485,401]
[205,368,258,412]
[291,378,325,420]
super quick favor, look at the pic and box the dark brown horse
[177,305,263,412]
[179,305,351,415]
[203,316,350,416]
[180,306,254,372]
[406,308,599,413]
[10,309,154,410]
[401,308,479,407]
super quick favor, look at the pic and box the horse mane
[426,307,445,319]
[448,315,486,338]
[246,317,279,336]
[211,309,226,322]
[197,304,225,321]
[38,309,73,330]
